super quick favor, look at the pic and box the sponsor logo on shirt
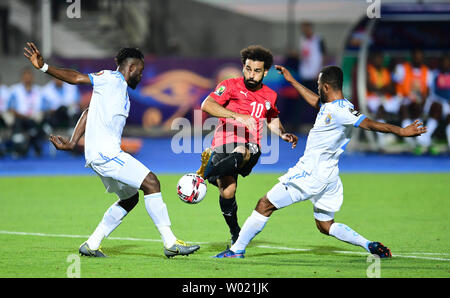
[349,108,361,117]
[94,71,104,76]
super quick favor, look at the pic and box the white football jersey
[281,99,366,184]
[84,70,130,165]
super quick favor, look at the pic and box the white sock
[446,124,450,150]
[231,210,269,252]
[401,119,416,147]
[86,202,127,250]
[144,192,177,248]
[417,118,438,147]
[329,223,371,252]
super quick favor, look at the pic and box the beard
[244,77,263,90]
[319,87,327,104]
[128,75,141,90]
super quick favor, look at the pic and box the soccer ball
[177,173,207,204]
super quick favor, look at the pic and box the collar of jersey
[329,98,349,105]
[113,70,127,83]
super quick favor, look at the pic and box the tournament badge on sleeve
[214,85,226,96]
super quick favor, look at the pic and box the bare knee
[315,219,334,235]
[140,172,160,195]
[118,192,139,212]
[255,195,277,217]
[220,186,236,199]
[232,146,250,163]
[218,177,237,199]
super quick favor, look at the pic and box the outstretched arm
[275,65,320,109]
[23,42,91,85]
[359,118,427,137]
[49,108,89,151]
[267,117,298,149]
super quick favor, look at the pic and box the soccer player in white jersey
[24,42,200,258]
[214,65,427,259]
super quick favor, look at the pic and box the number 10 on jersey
[250,102,264,118]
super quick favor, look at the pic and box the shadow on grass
[102,244,163,258]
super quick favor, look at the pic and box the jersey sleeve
[88,70,108,87]
[209,79,232,105]
[266,93,280,121]
[266,106,279,121]
[336,105,367,127]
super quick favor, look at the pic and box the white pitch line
[0,230,209,244]
[0,230,448,261]
[254,245,450,261]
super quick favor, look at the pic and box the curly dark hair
[240,45,273,70]
[115,47,144,66]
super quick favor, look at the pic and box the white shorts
[88,151,150,200]
[267,173,343,219]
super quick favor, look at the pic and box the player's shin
[219,196,240,241]
[328,223,371,252]
[230,210,269,252]
[144,192,177,248]
[86,202,128,250]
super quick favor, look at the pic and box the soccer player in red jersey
[197,45,298,244]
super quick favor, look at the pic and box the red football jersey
[208,77,279,149]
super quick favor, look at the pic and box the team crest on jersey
[214,85,226,96]
[349,108,361,117]
[265,101,271,110]
[325,113,332,125]
[94,71,104,76]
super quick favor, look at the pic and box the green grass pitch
[0,173,448,278]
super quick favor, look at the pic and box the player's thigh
[94,170,139,200]
[239,143,261,177]
[115,152,150,190]
[310,177,344,215]
[232,145,248,159]
[272,170,327,209]
[92,152,150,198]
[266,182,304,210]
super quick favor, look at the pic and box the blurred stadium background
[0,0,449,174]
